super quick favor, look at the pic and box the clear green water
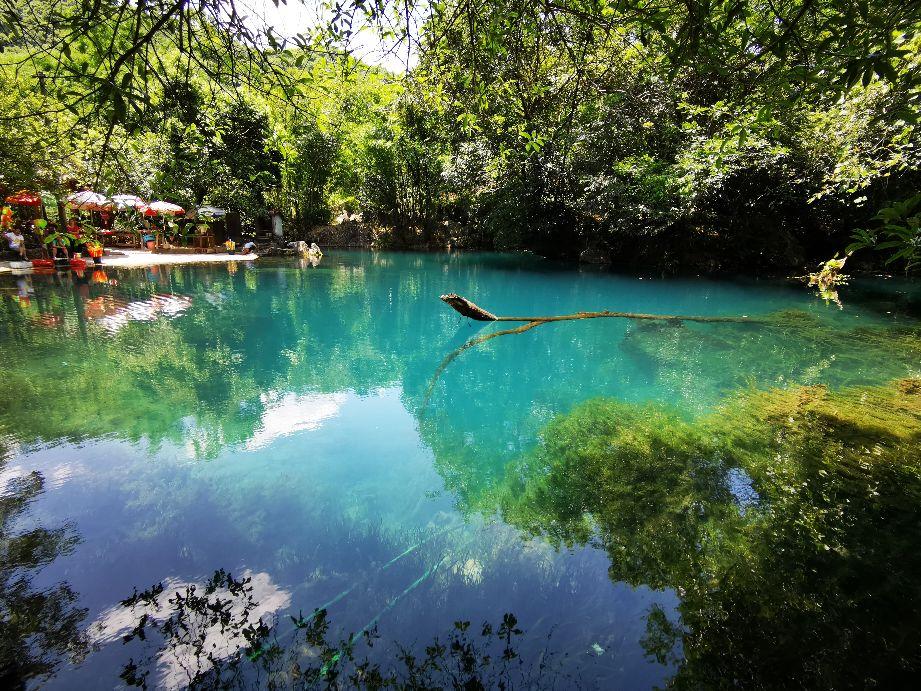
[0,252,919,688]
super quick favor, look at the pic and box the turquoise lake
[1,251,919,688]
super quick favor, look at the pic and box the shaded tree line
[1,1,919,268]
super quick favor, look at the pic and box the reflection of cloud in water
[0,462,26,487]
[0,458,87,490]
[92,570,290,689]
[93,294,193,332]
[48,461,88,489]
[244,392,346,450]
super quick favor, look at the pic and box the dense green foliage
[2,1,919,268]
[401,0,921,267]
[0,1,401,236]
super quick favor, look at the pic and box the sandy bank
[98,250,259,268]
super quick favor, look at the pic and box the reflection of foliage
[501,401,741,591]
[0,446,89,687]
[3,261,918,471]
[805,255,849,307]
[498,379,921,687]
[119,570,272,689]
[640,604,683,668]
[0,254,557,460]
[419,305,921,517]
[116,569,549,690]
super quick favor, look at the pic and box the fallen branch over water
[439,293,762,324]
[421,294,763,412]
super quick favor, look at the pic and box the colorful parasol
[140,201,185,217]
[67,190,111,210]
[5,190,42,206]
[111,194,146,210]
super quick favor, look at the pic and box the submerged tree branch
[421,321,547,409]
[421,294,764,412]
[439,293,763,324]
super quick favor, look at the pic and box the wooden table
[191,232,215,250]
[105,231,139,248]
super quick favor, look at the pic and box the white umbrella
[111,194,146,210]
[140,202,186,249]
[67,190,111,210]
[141,201,185,216]
[196,206,227,219]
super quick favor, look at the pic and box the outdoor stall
[4,190,44,228]
[3,190,46,260]
[66,191,110,262]
[189,206,226,250]
[139,201,186,250]
[109,194,147,247]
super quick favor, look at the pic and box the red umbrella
[4,190,42,206]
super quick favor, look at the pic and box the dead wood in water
[421,294,764,413]
[440,294,498,321]
[439,293,762,325]
[421,321,546,410]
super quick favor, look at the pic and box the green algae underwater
[1,253,920,688]
[498,378,921,687]
[412,285,921,687]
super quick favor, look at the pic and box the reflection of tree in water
[411,306,921,518]
[497,379,921,687]
[3,254,659,461]
[4,257,918,466]
[99,378,921,688]
[4,257,921,686]
[0,443,89,687]
[0,258,472,458]
[113,569,560,690]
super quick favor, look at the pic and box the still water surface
[0,252,919,688]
